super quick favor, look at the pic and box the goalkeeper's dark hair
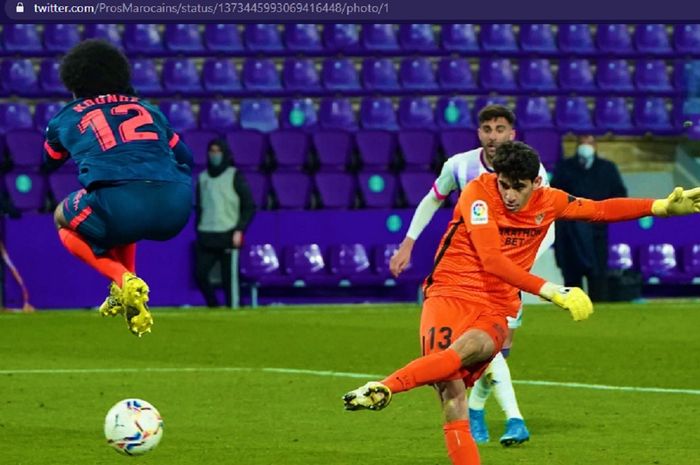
[492,141,541,181]
[477,104,515,127]
[60,39,135,98]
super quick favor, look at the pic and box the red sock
[443,420,480,465]
[58,228,128,287]
[110,244,136,273]
[381,348,463,394]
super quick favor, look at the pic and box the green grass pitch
[1,302,699,465]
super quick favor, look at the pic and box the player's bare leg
[437,380,480,465]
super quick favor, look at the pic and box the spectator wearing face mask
[550,135,627,301]
[194,138,256,308]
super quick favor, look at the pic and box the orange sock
[381,348,463,393]
[444,420,480,465]
[58,228,128,287]
[110,244,136,273]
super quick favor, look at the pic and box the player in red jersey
[342,141,700,465]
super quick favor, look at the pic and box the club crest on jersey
[535,213,545,225]
[470,200,488,225]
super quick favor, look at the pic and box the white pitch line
[0,366,698,396]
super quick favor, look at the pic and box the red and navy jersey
[44,94,192,188]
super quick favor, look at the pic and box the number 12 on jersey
[78,103,158,151]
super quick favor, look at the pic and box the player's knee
[453,331,494,366]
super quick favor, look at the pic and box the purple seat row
[609,243,700,284]
[5,24,700,57]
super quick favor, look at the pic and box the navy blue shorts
[62,181,192,255]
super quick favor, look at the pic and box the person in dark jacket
[550,135,627,301]
[195,138,255,307]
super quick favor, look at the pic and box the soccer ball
[104,398,163,456]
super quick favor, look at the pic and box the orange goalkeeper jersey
[423,173,654,318]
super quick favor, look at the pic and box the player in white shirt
[390,104,554,447]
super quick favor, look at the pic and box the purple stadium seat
[634,59,673,93]
[516,96,554,129]
[83,24,121,46]
[555,96,594,132]
[202,58,241,94]
[435,96,474,129]
[240,99,278,133]
[322,58,361,91]
[323,24,360,53]
[557,24,595,54]
[361,24,399,52]
[240,244,280,280]
[312,131,353,171]
[682,244,700,278]
[639,243,686,283]
[594,97,633,133]
[39,59,69,96]
[356,131,396,169]
[596,24,634,55]
[34,101,65,132]
[400,172,435,207]
[271,172,312,209]
[479,58,517,92]
[6,130,43,167]
[634,24,672,55]
[633,97,674,133]
[472,96,510,122]
[3,25,42,54]
[398,131,437,170]
[204,24,243,53]
[328,244,372,279]
[4,172,48,211]
[164,24,204,54]
[44,24,80,53]
[199,100,238,133]
[244,24,283,52]
[226,130,268,171]
[319,97,357,131]
[399,24,438,52]
[440,130,478,158]
[608,243,634,270]
[269,130,310,170]
[159,100,197,133]
[398,97,435,129]
[123,25,164,55]
[242,58,282,92]
[282,58,321,92]
[558,58,596,92]
[315,172,356,208]
[360,97,398,131]
[441,24,479,52]
[362,58,399,92]
[48,172,82,201]
[284,24,322,52]
[521,129,562,170]
[520,24,557,53]
[283,244,327,281]
[596,59,634,92]
[357,172,397,208]
[131,59,163,96]
[673,24,700,54]
[518,58,557,92]
[1,59,39,96]
[241,172,269,210]
[673,60,700,91]
[280,98,318,130]
[480,24,518,52]
[0,103,33,134]
[437,57,477,92]
[399,57,437,91]
[181,130,218,166]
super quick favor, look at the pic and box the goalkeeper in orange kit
[342,141,700,465]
